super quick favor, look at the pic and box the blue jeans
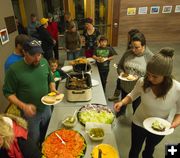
[67,50,81,60]
[24,107,51,145]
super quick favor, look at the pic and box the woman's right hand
[114,101,124,112]
[23,104,36,117]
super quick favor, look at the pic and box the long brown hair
[143,75,173,98]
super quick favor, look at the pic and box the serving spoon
[55,132,66,145]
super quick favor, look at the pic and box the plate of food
[61,65,73,72]
[143,117,174,135]
[42,129,86,158]
[77,104,115,126]
[91,144,119,158]
[118,72,138,81]
[97,57,108,63]
[41,92,64,106]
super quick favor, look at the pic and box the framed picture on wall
[162,6,172,13]
[138,7,148,14]
[175,5,180,13]
[127,8,136,15]
[0,28,9,45]
[150,6,160,14]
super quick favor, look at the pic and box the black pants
[129,123,164,158]
[43,49,54,61]
[116,78,141,116]
[98,68,109,92]
[53,40,59,60]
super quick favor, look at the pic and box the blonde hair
[0,115,14,149]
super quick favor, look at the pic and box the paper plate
[118,72,138,81]
[54,77,61,82]
[143,117,174,135]
[61,65,73,72]
[87,58,96,64]
[91,79,99,87]
[41,94,64,106]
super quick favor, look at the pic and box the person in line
[27,13,40,38]
[83,17,101,58]
[4,34,29,72]
[0,114,41,158]
[49,58,61,90]
[38,18,55,61]
[4,34,29,117]
[108,29,140,101]
[93,36,116,91]
[110,32,153,116]
[114,47,180,158]
[47,13,59,60]
[3,38,58,146]
[64,21,81,60]
[15,16,27,35]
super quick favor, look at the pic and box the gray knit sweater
[117,46,153,93]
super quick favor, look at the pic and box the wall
[118,0,180,44]
[0,0,18,112]
[24,0,44,24]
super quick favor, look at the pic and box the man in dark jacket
[37,18,55,61]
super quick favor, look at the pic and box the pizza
[42,129,86,158]
[77,104,115,126]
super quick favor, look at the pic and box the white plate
[91,79,99,87]
[41,95,64,106]
[97,57,108,63]
[61,65,73,72]
[54,77,61,82]
[118,72,138,81]
[87,58,96,64]
[143,117,174,135]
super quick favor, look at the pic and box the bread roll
[55,94,64,100]
[43,96,56,104]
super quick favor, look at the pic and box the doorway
[66,0,120,46]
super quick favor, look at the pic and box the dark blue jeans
[98,68,109,92]
[129,123,164,158]
[24,107,51,146]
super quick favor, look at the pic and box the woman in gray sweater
[113,32,153,116]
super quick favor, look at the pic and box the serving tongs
[55,132,66,145]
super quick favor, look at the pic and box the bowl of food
[88,128,104,141]
[62,116,77,128]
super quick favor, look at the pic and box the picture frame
[138,7,148,15]
[175,5,180,13]
[162,6,172,13]
[127,8,136,16]
[150,6,160,14]
[0,28,9,45]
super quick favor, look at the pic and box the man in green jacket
[3,38,58,146]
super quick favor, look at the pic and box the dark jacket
[37,26,54,51]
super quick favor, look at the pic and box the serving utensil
[70,109,77,122]
[55,132,66,145]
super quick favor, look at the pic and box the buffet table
[46,61,119,158]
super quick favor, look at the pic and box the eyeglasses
[30,40,41,46]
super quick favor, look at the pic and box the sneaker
[108,96,119,101]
